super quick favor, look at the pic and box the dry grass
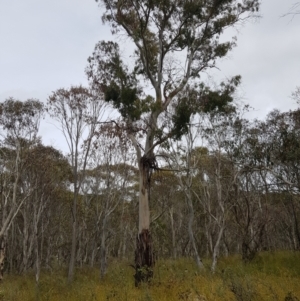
[0,251,300,301]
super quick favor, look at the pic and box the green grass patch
[0,251,299,300]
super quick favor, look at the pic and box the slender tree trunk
[68,191,78,283]
[118,200,127,259]
[45,235,51,269]
[211,159,226,272]
[0,235,6,281]
[77,225,83,268]
[33,190,45,285]
[9,225,14,273]
[34,219,40,285]
[122,225,128,259]
[90,249,96,268]
[22,208,29,272]
[291,195,300,250]
[186,192,204,270]
[211,224,225,273]
[100,215,107,278]
[169,207,177,259]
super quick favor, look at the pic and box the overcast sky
[1,0,300,151]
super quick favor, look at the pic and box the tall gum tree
[168,121,205,269]
[0,98,44,280]
[87,0,260,285]
[47,86,106,283]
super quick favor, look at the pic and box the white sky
[1,0,300,152]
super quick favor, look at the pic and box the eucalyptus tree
[211,106,300,255]
[167,121,204,269]
[17,143,70,282]
[261,109,300,250]
[47,86,106,283]
[0,98,44,279]
[223,116,274,260]
[195,105,244,271]
[80,123,135,277]
[267,109,300,192]
[87,0,259,284]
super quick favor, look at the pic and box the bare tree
[282,3,300,18]
[292,86,300,105]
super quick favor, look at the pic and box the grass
[0,251,299,300]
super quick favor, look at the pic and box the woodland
[0,0,300,299]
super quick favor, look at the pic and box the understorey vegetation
[0,252,300,301]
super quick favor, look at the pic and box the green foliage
[200,76,241,113]
[171,76,241,140]
[1,252,300,301]
[89,0,259,144]
[87,41,152,121]
[0,98,44,139]
[171,98,194,140]
[105,82,143,120]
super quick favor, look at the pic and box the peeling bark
[134,229,154,287]
[134,156,156,286]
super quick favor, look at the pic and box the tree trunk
[100,215,107,278]
[291,195,300,250]
[169,207,177,259]
[118,200,128,259]
[0,235,6,281]
[34,220,40,285]
[134,158,155,286]
[186,193,204,270]
[68,192,78,283]
[211,224,225,273]
[22,207,29,272]
[211,160,226,272]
